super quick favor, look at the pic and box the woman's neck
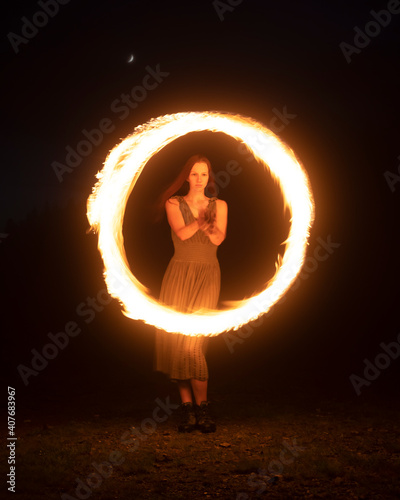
[185,191,207,203]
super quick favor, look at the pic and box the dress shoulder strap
[169,195,183,203]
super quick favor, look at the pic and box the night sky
[2,0,400,412]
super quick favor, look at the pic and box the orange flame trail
[87,111,315,336]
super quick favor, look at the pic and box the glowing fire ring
[87,111,314,336]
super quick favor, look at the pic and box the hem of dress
[170,376,209,382]
[155,370,209,383]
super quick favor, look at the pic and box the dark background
[1,0,399,415]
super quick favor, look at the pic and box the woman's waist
[172,243,218,262]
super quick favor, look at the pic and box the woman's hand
[198,208,215,234]
[197,201,227,246]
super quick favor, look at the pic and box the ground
[2,381,400,500]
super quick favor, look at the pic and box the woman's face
[187,162,209,192]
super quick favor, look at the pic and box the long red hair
[153,154,217,222]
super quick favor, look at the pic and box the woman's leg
[191,379,215,432]
[176,380,196,432]
[190,379,208,405]
[177,379,193,403]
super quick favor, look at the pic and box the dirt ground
[3,383,400,500]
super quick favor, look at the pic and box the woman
[154,154,228,433]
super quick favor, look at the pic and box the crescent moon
[127,54,134,63]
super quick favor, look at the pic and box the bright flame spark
[87,111,315,336]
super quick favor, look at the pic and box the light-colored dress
[154,195,220,381]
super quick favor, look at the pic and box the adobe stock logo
[213,0,244,22]
[349,332,400,395]
[384,154,400,193]
[51,64,169,182]
[7,0,71,54]
[223,235,341,354]
[339,2,400,63]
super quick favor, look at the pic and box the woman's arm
[165,198,200,240]
[199,199,228,246]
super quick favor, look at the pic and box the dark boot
[195,401,216,433]
[177,402,197,432]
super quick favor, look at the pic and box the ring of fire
[87,111,315,336]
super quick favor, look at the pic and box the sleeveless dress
[154,195,221,382]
